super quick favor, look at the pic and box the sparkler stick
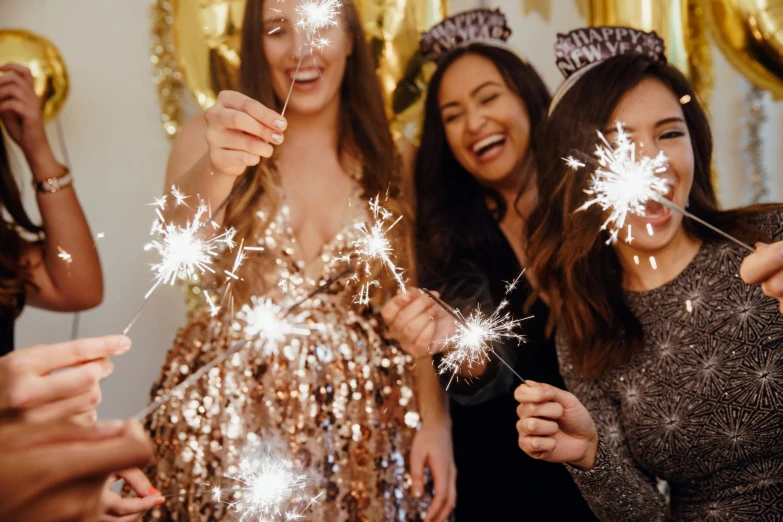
[133,267,351,421]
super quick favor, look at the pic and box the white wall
[2,0,781,419]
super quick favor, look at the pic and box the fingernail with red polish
[149,487,161,495]
[155,497,165,506]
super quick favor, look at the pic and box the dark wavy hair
[415,44,551,285]
[0,136,42,313]
[526,54,782,379]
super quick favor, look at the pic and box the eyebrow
[603,117,685,134]
[439,81,504,111]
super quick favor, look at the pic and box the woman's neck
[616,228,702,292]
[280,100,341,155]
[495,162,537,266]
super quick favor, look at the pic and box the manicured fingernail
[118,336,132,354]
[92,420,125,438]
[155,497,165,506]
[413,487,422,498]
[149,487,161,495]
[271,133,283,144]
[274,119,286,130]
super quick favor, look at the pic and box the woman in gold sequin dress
[141,1,456,521]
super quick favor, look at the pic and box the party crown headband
[550,26,667,113]
[420,8,516,63]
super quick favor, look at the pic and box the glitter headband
[420,8,526,63]
[549,26,667,115]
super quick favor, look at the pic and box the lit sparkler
[280,0,343,114]
[347,195,407,305]
[123,191,236,334]
[57,246,72,264]
[568,123,755,252]
[220,442,322,521]
[573,123,669,242]
[234,296,313,355]
[423,273,528,388]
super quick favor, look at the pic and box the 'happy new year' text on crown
[549,26,667,114]
[420,8,516,63]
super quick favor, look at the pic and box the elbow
[69,279,105,311]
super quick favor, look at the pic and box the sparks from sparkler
[57,246,72,264]
[346,195,407,305]
[568,123,755,252]
[234,296,313,355]
[123,191,237,335]
[423,273,528,388]
[280,0,343,115]
[220,443,322,521]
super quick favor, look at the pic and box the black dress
[421,217,597,521]
[0,290,23,358]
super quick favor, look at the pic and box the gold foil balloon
[0,29,69,121]
[172,0,244,110]
[357,0,447,142]
[703,0,783,99]
[585,0,712,107]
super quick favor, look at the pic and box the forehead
[438,53,505,102]
[609,78,684,125]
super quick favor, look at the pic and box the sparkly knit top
[556,210,783,521]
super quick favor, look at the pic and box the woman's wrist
[571,430,599,471]
[28,148,65,182]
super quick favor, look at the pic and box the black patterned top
[557,210,783,521]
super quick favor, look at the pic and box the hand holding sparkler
[382,289,456,359]
[740,240,783,313]
[568,123,754,252]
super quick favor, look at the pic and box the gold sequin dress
[143,193,428,521]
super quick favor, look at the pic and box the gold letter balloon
[155,0,446,141]
[702,0,783,99]
[0,29,69,121]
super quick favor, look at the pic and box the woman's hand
[0,419,153,522]
[514,381,598,470]
[740,241,783,313]
[99,468,164,522]
[204,90,288,176]
[0,63,53,167]
[410,419,456,522]
[0,335,131,424]
[382,289,455,359]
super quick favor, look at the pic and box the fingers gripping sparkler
[568,123,754,252]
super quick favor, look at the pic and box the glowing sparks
[170,184,189,207]
[348,196,407,305]
[569,122,669,244]
[143,194,235,300]
[295,0,342,50]
[646,223,655,236]
[57,246,72,264]
[438,300,526,379]
[563,155,585,170]
[435,273,527,382]
[650,256,658,270]
[221,442,322,521]
[235,296,312,354]
[96,232,105,240]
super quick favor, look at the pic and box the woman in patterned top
[515,47,783,520]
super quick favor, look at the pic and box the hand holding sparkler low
[514,381,598,470]
[740,241,783,313]
[381,289,455,359]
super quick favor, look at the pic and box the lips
[286,67,322,83]
[469,133,507,162]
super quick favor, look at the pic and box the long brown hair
[0,135,42,313]
[526,54,781,379]
[221,0,407,303]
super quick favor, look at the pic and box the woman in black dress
[382,9,596,520]
[0,63,103,356]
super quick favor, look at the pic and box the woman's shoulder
[742,206,783,242]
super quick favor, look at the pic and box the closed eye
[481,93,500,105]
[659,130,685,140]
[443,112,462,124]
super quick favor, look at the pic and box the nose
[634,133,661,159]
[465,106,486,134]
[291,28,309,60]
